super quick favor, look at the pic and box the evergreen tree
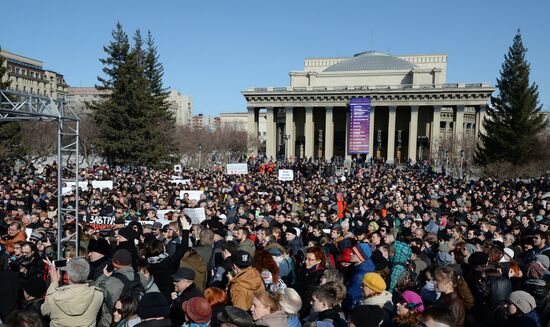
[88,24,178,168]
[0,48,27,171]
[475,30,548,165]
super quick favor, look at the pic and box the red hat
[182,297,212,324]
[338,248,353,263]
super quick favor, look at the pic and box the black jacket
[134,318,172,327]
[149,230,190,302]
[169,283,203,327]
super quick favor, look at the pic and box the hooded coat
[41,283,104,327]
[227,266,265,310]
[345,247,375,310]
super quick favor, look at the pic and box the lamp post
[198,144,202,170]
[283,134,291,160]
[459,149,465,179]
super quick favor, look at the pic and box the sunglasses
[114,308,123,314]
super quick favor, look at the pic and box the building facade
[168,89,193,127]
[220,112,268,143]
[192,114,219,131]
[66,87,110,113]
[0,49,68,100]
[242,51,494,162]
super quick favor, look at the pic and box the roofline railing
[244,83,492,93]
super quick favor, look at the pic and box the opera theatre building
[242,51,494,163]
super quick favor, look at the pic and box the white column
[431,105,441,158]
[408,106,419,162]
[387,106,396,164]
[285,107,295,159]
[266,107,277,161]
[305,107,314,159]
[455,105,464,143]
[324,107,334,160]
[368,106,375,161]
[247,107,258,155]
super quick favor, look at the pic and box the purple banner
[348,97,371,154]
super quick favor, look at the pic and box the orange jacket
[0,230,27,254]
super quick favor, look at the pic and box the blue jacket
[345,259,375,310]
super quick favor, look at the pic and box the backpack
[112,272,145,302]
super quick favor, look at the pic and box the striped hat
[352,243,372,263]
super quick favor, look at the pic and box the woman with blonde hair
[250,290,287,327]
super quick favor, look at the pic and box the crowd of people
[0,158,549,327]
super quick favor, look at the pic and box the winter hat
[112,249,132,266]
[279,288,302,315]
[338,248,353,263]
[352,243,372,263]
[468,252,488,266]
[217,306,254,327]
[117,226,135,241]
[464,243,477,255]
[362,272,386,293]
[88,238,111,256]
[369,221,380,232]
[536,254,550,270]
[401,290,424,313]
[436,252,455,266]
[438,242,451,254]
[232,250,252,268]
[137,292,170,319]
[182,297,212,324]
[349,304,385,327]
[507,291,536,314]
[503,247,515,260]
[24,277,46,299]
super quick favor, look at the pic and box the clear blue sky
[1,0,549,115]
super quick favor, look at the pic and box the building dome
[323,51,417,72]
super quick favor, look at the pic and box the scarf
[147,252,169,264]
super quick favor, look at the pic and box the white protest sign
[278,169,294,181]
[226,163,248,175]
[180,190,204,202]
[156,209,175,220]
[63,180,113,194]
[184,207,206,224]
[174,165,182,173]
[26,228,33,241]
[130,219,172,227]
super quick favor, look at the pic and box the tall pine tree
[0,48,27,171]
[89,24,178,168]
[475,30,548,165]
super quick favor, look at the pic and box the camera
[1,234,9,241]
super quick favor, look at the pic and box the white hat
[279,288,302,315]
[503,247,515,259]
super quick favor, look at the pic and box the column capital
[325,106,334,110]
[433,105,442,112]
[410,105,419,112]
[388,105,397,111]
[456,104,465,111]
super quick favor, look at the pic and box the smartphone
[53,259,67,268]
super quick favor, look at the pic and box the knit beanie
[401,290,424,313]
[352,243,372,263]
[362,272,386,293]
[507,291,536,314]
[137,292,170,319]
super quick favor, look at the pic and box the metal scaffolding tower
[0,89,80,259]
